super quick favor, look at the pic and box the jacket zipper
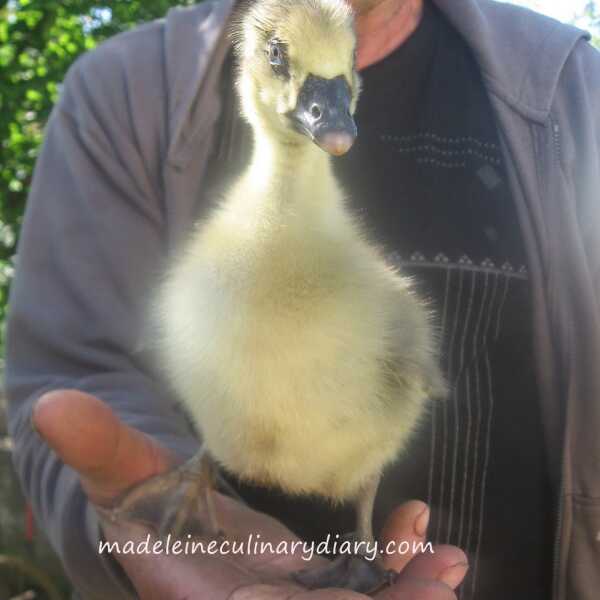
[549,116,565,600]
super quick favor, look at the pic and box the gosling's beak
[289,74,357,156]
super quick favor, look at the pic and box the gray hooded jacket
[6,0,600,598]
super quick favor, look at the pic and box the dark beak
[289,74,357,156]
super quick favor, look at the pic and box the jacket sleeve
[550,38,600,600]
[563,40,600,299]
[5,22,200,600]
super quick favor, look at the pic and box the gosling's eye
[267,40,289,78]
[269,44,282,65]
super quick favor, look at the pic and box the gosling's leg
[97,446,224,540]
[160,448,224,539]
[294,476,396,594]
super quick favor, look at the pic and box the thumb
[32,389,173,506]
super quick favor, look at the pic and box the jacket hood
[433,0,589,122]
[164,0,590,163]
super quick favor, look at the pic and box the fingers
[379,500,431,572]
[378,502,468,595]
[400,545,468,590]
[375,578,457,600]
[32,389,173,505]
[231,586,365,600]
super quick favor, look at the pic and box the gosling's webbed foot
[294,476,394,593]
[97,448,222,541]
[294,553,396,595]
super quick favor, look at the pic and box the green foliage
[0,0,196,338]
[580,1,600,46]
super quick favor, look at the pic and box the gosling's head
[232,0,360,156]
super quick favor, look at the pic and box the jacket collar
[164,0,589,163]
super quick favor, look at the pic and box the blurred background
[0,0,598,598]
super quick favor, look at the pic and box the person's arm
[5,23,199,599]
[564,40,600,289]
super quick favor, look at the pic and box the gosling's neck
[245,125,340,213]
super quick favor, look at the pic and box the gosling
[110,0,444,593]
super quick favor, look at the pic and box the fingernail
[414,505,430,537]
[438,562,469,589]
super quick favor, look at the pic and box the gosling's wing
[382,284,447,402]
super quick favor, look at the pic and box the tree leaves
[581,0,600,45]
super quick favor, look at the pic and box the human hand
[33,389,468,599]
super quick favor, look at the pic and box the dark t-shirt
[218,3,554,597]
[332,4,554,598]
